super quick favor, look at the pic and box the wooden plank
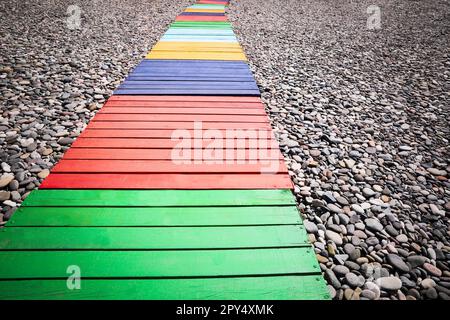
[39,173,293,189]
[0,276,331,300]
[190,4,227,9]
[113,89,260,95]
[0,248,316,279]
[101,101,265,108]
[125,76,253,81]
[152,41,243,50]
[9,206,301,226]
[179,12,225,16]
[160,36,237,42]
[175,16,228,22]
[184,8,225,13]
[0,225,306,249]
[92,114,266,122]
[22,189,296,207]
[51,160,288,174]
[71,138,279,149]
[98,107,266,115]
[164,28,235,35]
[146,52,246,61]
[80,129,274,138]
[62,148,283,160]
[137,59,249,67]
[107,95,261,102]
[88,121,271,129]
[118,80,257,87]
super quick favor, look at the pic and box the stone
[396,234,408,243]
[361,289,376,300]
[364,282,381,300]
[362,188,376,198]
[37,169,50,179]
[0,173,15,188]
[333,265,350,277]
[327,203,343,214]
[406,255,428,268]
[345,272,364,288]
[325,230,343,245]
[386,254,410,272]
[324,269,341,289]
[304,220,318,234]
[421,278,436,289]
[0,191,11,201]
[423,263,442,277]
[424,287,438,299]
[58,137,74,146]
[427,168,447,176]
[365,218,383,232]
[375,277,402,291]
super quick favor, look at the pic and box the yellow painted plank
[185,8,225,13]
[146,51,247,61]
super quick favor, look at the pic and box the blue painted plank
[118,80,256,87]
[114,89,260,96]
[125,77,253,81]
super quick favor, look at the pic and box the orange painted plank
[62,148,284,160]
[99,107,266,115]
[88,122,271,129]
[104,101,264,108]
[107,96,261,102]
[80,129,274,139]
[52,160,288,174]
[176,16,228,22]
[40,173,293,189]
[72,138,280,149]
[93,114,268,123]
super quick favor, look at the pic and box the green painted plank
[0,276,331,300]
[0,226,308,250]
[0,247,318,279]
[22,189,296,207]
[8,206,301,227]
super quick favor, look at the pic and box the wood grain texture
[39,173,293,189]
[10,205,301,226]
[0,225,307,249]
[0,276,330,300]
[63,148,282,160]
[0,248,317,279]
[22,189,296,207]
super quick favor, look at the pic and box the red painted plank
[88,122,271,129]
[93,114,268,123]
[72,138,280,149]
[104,101,264,108]
[99,107,266,115]
[176,16,228,22]
[52,160,288,174]
[62,148,284,160]
[40,173,293,189]
[80,129,275,139]
[107,96,261,102]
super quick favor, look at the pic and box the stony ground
[0,0,190,218]
[230,0,450,300]
[1,0,449,301]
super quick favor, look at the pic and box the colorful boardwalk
[0,0,330,300]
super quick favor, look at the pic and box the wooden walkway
[0,0,330,300]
